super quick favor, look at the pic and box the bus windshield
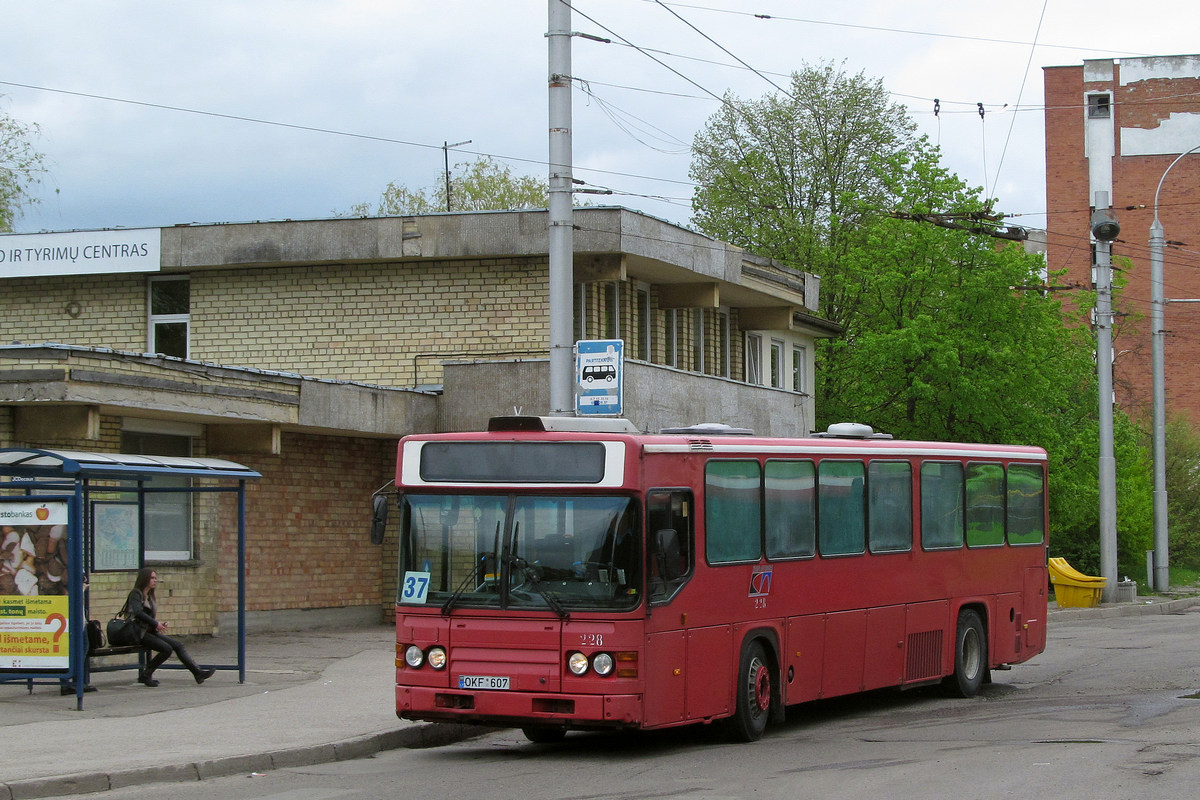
[399,494,641,612]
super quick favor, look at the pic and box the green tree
[1163,415,1200,570]
[349,156,548,216]
[689,61,916,322]
[0,103,47,232]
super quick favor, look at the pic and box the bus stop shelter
[0,448,260,709]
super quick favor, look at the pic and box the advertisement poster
[1,501,71,671]
[92,501,139,571]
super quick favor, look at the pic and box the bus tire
[728,640,772,742]
[521,726,566,744]
[945,609,987,698]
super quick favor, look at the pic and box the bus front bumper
[397,686,643,729]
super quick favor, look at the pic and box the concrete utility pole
[1148,144,1200,592]
[1091,192,1120,602]
[547,0,574,415]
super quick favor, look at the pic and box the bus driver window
[647,489,691,600]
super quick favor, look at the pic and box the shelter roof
[0,448,261,481]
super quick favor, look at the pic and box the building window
[746,333,763,385]
[716,309,730,377]
[121,421,198,561]
[148,276,190,358]
[574,283,587,341]
[1087,93,1111,119]
[636,287,651,361]
[604,282,620,340]
[692,309,706,373]
[770,339,785,388]
[792,345,807,393]
[664,309,679,367]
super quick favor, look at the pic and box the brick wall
[192,257,551,386]
[213,432,396,620]
[1044,62,1200,422]
[0,273,146,351]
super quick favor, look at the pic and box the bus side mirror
[655,529,681,582]
[370,495,390,545]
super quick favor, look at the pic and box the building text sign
[0,229,161,279]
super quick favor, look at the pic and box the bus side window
[647,490,692,601]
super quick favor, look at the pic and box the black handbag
[106,617,138,646]
[86,619,105,650]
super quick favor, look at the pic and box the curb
[1049,594,1200,622]
[0,723,490,800]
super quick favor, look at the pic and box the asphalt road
[59,606,1200,800]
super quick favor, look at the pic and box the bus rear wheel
[728,641,772,742]
[945,609,987,698]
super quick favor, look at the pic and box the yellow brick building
[0,209,838,633]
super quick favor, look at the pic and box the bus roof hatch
[813,422,894,440]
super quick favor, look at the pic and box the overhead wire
[654,1,1154,57]
[988,0,1048,199]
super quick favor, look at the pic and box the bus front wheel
[729,641,772,742]
[945,609,987,698]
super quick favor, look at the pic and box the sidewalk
[0,624,480,800]
[4,596,1200,800]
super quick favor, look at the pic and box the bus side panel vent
[688,439,715,451]
[905,629,943,681]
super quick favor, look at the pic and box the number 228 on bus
[386,416,1048,743]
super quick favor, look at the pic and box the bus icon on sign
[582,364,617,384]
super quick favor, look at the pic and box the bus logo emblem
[749,567,772,597]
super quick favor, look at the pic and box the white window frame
[792,344,807,393]
[745,332,763,385]
[770,339,785,388]
[147,275,190,358]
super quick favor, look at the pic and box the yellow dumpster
[1048,557,1106,608]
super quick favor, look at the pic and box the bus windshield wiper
[441,567,479,616]
[504,555,570,620]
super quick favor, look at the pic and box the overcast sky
[3,1,1196,237]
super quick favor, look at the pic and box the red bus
[388,416,1048,742]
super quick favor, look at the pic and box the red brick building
[1044,56,1200,422]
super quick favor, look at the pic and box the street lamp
[1092,195,1120,601]
[1148,143,1200,592]
[443,139,472,212]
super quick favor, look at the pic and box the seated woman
[121,567,215,687]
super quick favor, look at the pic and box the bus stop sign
[575,340,623,416]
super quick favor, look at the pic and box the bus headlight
[592,652,615,676]
[427,646,448,670]
[404,645,425,668]
[567,651,590,675]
